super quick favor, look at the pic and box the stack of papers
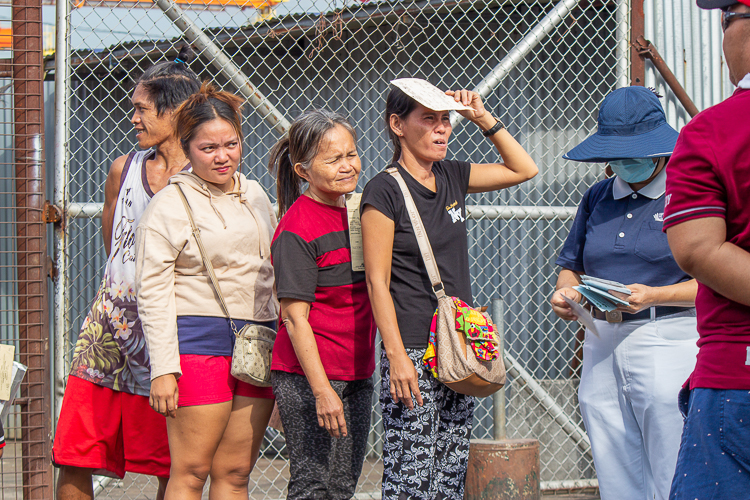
[574,275,631,312]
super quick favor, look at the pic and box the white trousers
[578,310,698,500]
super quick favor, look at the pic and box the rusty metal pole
[632,35,700,118]
[12,0,53,494]
[630,0,645,86]
[464,298,540,500]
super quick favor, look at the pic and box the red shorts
[52,375,170,478]
[177,355,274,407]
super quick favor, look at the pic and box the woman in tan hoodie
[135,83,278,500]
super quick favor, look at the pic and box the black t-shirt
[360,160,473,348]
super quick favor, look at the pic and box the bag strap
[174,184,238,334]
[386,167,446,299]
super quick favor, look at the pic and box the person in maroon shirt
[663,1,750,498]
[267,109,377,500]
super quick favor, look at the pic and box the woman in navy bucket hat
[549,86,699,500]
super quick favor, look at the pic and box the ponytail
[268,137,303,217]
[136,45,201,116]
[384,86,417,164]
[268,109,357,217]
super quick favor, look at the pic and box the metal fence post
[491,298,506,441]
[53,0,70,424]
[630,0,645,85]
[153,0,291,136]
[12,0,53,494]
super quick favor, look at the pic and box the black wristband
[482,120,505,137]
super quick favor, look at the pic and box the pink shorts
[177,354,274,406]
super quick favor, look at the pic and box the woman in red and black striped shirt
[268,109,377,500]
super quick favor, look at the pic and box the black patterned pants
[380,349,474,500]
[272,370,374,500]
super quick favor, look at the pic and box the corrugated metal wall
[643,1,731,130]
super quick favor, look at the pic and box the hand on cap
[445,89,488,124]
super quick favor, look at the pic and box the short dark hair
[173,81,245,156]
[268,109,357,216]
[384,87,418,164]
[135,45,201,116]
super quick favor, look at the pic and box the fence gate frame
[7,0,54,493]
[50,0,647,495]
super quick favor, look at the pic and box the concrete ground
[0,444,599,499]
[96,457,599,499]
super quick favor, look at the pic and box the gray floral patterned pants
[380,349,474,500]
[272,370,374,500]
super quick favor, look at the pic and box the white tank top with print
[69,149,157,396]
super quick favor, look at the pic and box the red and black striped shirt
[270,195,376,380]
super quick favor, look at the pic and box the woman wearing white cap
[361,79,538,500]
[550,86,699,500]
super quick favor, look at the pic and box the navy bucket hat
[563,86,679,163]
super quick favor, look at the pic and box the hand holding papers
[562,294,599,337]
[574,275,632,313]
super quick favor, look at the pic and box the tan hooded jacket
[135,171,278,380]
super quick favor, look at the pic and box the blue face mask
[609,158,657,183]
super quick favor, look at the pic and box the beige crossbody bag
[387,167,505,397]
[175,184,275,387]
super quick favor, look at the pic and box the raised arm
[667,217,750,307]
[445,89,538,193]
[102,154,128,256]
[361,205,423,410]
[280,299,347,438]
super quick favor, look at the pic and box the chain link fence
[53,0,633,496]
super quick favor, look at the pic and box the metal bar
[13,0,53,493]
[68,202,579,221]
[615,0,630,88]
[541,479,599,490]
[465,205,577,221]
[153,0,291,136]
[504,351,592,457]
[491,298,506,441]
[92,476,115,496]
[67,202,102,219]
[53,0,70,429]
[632,35,699,118]
[630,0,645,85]
[451,0,583,127]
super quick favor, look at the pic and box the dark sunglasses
[721,10,750,32]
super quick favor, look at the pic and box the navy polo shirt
[556,168,690,287]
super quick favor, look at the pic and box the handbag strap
[386,167,446,299]
[174,184,239,335]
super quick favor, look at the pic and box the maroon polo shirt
[663,87,750,390]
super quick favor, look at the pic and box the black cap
[697,0,738,9]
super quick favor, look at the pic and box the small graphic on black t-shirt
[446,200,465,223]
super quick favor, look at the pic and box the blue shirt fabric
[176,316,277,356]
[556,169,690,287]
